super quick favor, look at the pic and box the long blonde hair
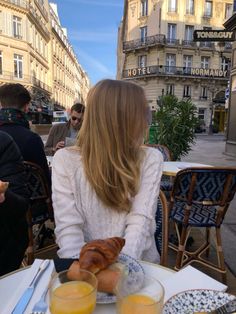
[77,79,148,212]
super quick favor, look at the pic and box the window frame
[168,0,177,12]
[166,84,175,95]
[14,53,23,79]
[183,85,191,98]
[140,26,147,43]
[204,0,213,17]
[13,15,22,39]
[141,0,148,16]
[138,55,147,68]
[186,0,194,15]
[225,3,233,19]
[201,56,210,69]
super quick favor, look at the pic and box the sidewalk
[182,134,236,277]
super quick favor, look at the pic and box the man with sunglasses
[45,102,85,155]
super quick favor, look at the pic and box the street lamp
[208,86,219,135]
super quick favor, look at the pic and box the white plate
[96,253,145,304]
[163,289,236,314]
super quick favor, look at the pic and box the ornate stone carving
[129,1,137,18]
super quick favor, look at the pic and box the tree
[151,95,198,160]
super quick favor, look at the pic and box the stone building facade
[0,0,90,122]
[117,0,233,132]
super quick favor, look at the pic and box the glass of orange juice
[116,275,164,314]
[49,269,97,314]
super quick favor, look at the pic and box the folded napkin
[161,265,227,303]
[2,259,55,314]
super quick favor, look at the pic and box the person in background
[0,131,29,275]
[0,83,50,183]
[45,103,85,156]
[52,79,163,263]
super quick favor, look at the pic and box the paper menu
[161,265,227,303]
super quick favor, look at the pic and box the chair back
[23,161,53,220]
[155,190,169,266]
[145,144,171,161]
[171,167,236,225]
[172,167,236,204]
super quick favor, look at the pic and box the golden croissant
[79,237,125,274]
[0,181,9,193]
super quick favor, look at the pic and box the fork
[31,285,49,314]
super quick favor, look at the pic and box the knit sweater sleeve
[122,148,163,260]
[52,149,85,258]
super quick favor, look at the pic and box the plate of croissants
[67,237,145,304]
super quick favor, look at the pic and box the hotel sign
[125,66,228,78]
[193,30,235,42]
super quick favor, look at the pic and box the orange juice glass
[116,275,164,314]
[49,269,97,314]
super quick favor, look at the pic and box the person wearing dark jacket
[0,131,29,275]
[0,83,50,184]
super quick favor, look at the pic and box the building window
[167,23,176,43]
[201,56,210,69]
[225,3,233,19]
[183,85,191,98]
[186,0,194,14]
[204,0,212,17]
[198,108,206,120]
[0,51,2,75]
[141,0,148,16]
[185,25,194,42]
[166,84,175,95]
[200,86,208,99]
[166,54,176,73]
[221,58,229,71]
[14,54,23,78]
[13,16,22,39]
[140,26,147,43]
[168,0,177,12]
[138,55,147,67]
[183,55,192,74]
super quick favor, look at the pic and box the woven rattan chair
[23,161,55,265]
[154,190,169,266]
[169,167,236,282]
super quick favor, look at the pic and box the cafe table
[163,161,212,177]
[0,261,174,314]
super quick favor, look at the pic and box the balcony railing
[166,38,180,45]
[34,0,49,21]
[0,71,52,93]
[182,40,197,48]
[123,65,230,79]
[123,34,166,52]
[29,5,50,38]
[199,42,214,49]
[2,0,28,10]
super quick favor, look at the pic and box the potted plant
[150,95,198,160]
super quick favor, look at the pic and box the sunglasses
[71,116,81,121]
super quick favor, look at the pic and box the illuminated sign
[193,30,235,42]
[190,68,228,78]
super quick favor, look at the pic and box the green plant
[151,95,198,160]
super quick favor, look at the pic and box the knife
[12,260,50,314]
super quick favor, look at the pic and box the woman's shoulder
[53,146,82,167]
[143,146,164,163]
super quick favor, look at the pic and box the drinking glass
[49,269,97,314]
[116,274,164,314]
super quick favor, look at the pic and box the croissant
[79,237,125,274]
[0,181,9,193]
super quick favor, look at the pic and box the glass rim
[50,268,98,301]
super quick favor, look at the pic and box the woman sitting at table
[0,131,29,276]
[52,79,163,263]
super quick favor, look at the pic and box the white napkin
[161,265,227,303]
[2,259,55,314]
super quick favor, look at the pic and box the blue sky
[53,0,124,85]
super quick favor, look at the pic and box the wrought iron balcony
[123,65,230,80]
[166,38,180,45]
[123,34,165,52]
[1,0,28,9]
[182,40,197,48]
[199,42,214,49]
[0,71,52,93]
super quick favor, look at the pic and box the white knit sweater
[52,146,163,263]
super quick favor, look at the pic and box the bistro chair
[145,144,173,193]
[168,167,236,282]
[154,190,169,266]
[23,161,55,265]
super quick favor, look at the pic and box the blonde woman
[52,79,163,263]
